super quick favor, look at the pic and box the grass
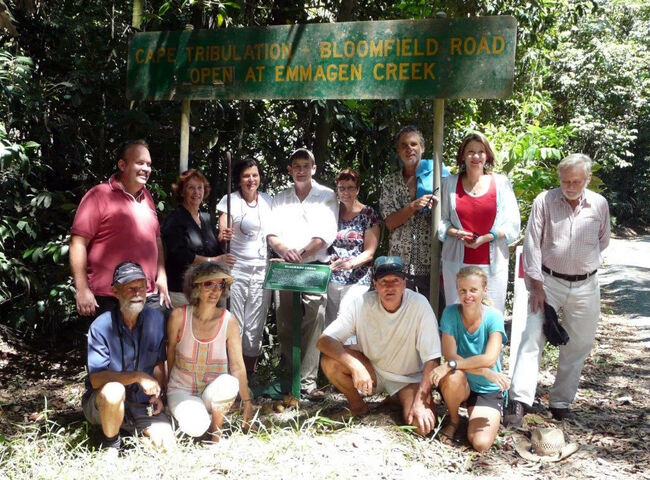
[0,397,473,480]
[1,322,630,480]
[0,344,585,480]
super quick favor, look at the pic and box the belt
[542,265,597,282]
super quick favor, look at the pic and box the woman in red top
[438,133,520,312]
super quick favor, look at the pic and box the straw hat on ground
[515,427,579,463]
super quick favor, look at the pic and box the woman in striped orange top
[166,262,253,441]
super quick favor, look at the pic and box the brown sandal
[300,388,326,402]
[440,421,459,441]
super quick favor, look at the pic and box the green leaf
[158,2,171,16]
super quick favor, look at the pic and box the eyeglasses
[337,185,358,192]
[200,280,227,290]
[465,151,486,157]
[239,212,261,238]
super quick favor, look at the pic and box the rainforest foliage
[1,0,648,337]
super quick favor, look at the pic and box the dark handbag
[543,302,570,346]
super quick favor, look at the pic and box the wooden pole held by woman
[225,151,232,253]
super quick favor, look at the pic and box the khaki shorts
[374,371,415,397]
[82,390,173,434]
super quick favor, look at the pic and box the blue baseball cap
[112,261,146,286]
[373,256,406,280]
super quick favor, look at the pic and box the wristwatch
[447,360,457,372]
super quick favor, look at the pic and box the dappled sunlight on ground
[1,237,649,478]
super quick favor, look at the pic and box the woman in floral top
[325,169,381,330]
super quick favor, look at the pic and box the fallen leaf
[29,412,44,422]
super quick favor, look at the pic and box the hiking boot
[503,400,525,427]
[99,433,121,455]
[550,407,573,420]
[526,401,546,414]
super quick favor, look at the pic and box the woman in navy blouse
[162,169,235,307]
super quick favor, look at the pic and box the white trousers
[230,263,272,357]
[167,374,239,437]
[442,261,508,313]
[509,273,600,409]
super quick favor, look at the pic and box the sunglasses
[200,279,227,290]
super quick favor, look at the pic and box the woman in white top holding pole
[218,157,273,376]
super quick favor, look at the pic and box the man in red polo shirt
[70,140,171,318]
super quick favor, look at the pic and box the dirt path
[0,235,648,479]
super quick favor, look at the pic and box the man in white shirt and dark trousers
[317,256,441,435]
[504,154,610,425]
[267,148,338,399]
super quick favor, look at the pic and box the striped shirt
[523,187,610,282]
[167,306,230,396]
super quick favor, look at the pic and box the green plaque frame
[262,261,331,398]
[263,262,331,294]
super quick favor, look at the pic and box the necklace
[244,191,258,207]
[463,175,486,197]
[193,307,221,324]
[240,195,263,239]
[191,306,224,342]
[185,205,201,226]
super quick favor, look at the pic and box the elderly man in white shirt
[267,148,338,398]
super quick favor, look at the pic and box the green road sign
[263,262,331,294]
[127,16,517,101]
